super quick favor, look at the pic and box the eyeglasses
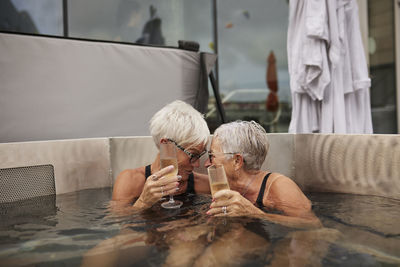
[207,151,239,163]
[167,139,206,163]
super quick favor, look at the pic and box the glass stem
[169,195,175,203]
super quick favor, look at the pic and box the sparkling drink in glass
[160,141,183,209]
[207,164,230,197]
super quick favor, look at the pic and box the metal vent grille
[0,164,55,203]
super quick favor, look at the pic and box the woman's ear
[234,154,244,170]
[160,138,168,144]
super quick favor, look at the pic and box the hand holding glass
[160,141,183,209]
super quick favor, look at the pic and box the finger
[154,187,166,198]
[157,175,179,187]
[211,210,230,217]
[150,165,175,181]
[210,199,231,209]
[212,189,234,200]
[206,207,219,216]
[153,182,179,194]
[156,186,179,198]
[159,182,179,193]
[164,186,180,196]
[206,206,228,216]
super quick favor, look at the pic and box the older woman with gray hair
[206,120,320,227]
[112,100,211,209]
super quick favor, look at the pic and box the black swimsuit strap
[256,173,272,208]
[145,165,152,179]
[186,173,195,194]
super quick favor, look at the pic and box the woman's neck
[231,170,267,202]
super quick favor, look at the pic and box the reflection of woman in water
[81,211,339,267]
[81,194,211,267]
[83,193,277,267]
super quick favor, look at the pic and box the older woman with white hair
[206,120,321,227]
[112,100,211,209]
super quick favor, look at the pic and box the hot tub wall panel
[295,134,400,199]
[1,134,399,201]
[0,138,111,201]
[262,133,295,182]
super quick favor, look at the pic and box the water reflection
[0,189,398,266]
[0,194,57,230]
[83,193,344,267]
[135,5,165,45]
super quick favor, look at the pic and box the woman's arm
[112,166,180,211]
[207,189,321,229]
[259,175,321,228]
[112,169,145,204]
[266,176,313,218]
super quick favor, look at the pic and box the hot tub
[0,134,399,266]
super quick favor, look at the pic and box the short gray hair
[213,120,269,170]
[150,100,210,149]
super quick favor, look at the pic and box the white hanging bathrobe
[288,0,373,134]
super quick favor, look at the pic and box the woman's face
[175,142,206,180]
[205,137,235,179]
[205,138,223,167]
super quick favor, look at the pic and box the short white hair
[213,120,269,170]
[150,100,210,149]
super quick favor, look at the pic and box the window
[0,0,63,36]
[68,0,212,48]
[368,0,398,133]
[206,0,290,133]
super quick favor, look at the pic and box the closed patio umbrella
[265,51,279,112]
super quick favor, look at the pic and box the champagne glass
[160,140,183,209]
[208,164,230,222]
[207,164,230,197]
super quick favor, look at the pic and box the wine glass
[160,140,183,209]
[208,164,230,222]
[207,164,230,197]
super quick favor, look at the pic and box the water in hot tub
[0,188,399,266]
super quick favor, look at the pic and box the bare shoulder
[112,167,146,202]
[269,173,301,190]
[267,173,311,211]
